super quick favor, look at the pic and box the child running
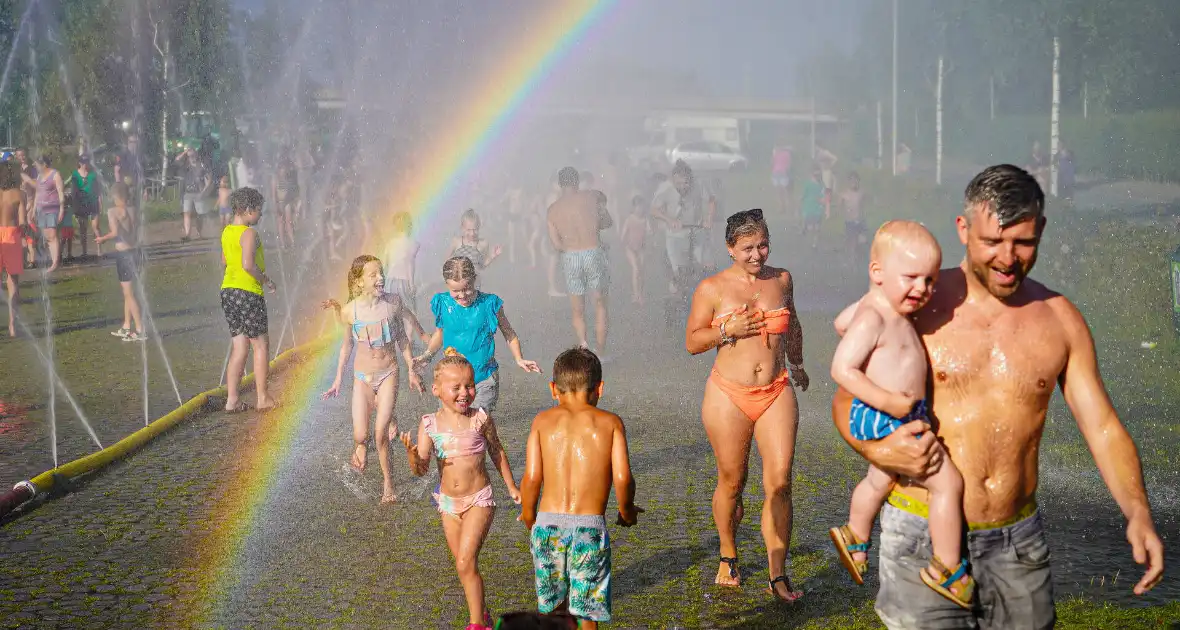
[620,194,649,304]
[827,220,974,608]
[323,254,424,503]
[220,187,277,413]
[800,166,826,250]
[95,183,146,342]
[414,256,541,412]
[520,347,640,630]
[217,175,232,227]
[400,353,520,630]
[381,211,427,343]
[447,209,502,272]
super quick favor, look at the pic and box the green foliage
[945,111,1180,182]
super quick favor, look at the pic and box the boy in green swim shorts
[520,347,640,629]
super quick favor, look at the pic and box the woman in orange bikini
[685,208,809,603]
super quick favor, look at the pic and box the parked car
[666,141,748,172]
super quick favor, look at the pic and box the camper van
[627,115,748,171]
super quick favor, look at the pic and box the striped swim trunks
[849,397,928,441]
[561,247,609,296]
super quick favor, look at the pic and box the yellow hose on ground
[23,335,334,497]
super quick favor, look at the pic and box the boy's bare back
[529,404,625,516]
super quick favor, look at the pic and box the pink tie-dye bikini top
[423,409,488,459]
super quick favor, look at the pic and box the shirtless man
[0,161,27,337]
[831,164,1165,629]
[547,167,613,356]
[520,347,639,630]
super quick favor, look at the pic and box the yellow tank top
[221,224,265,294]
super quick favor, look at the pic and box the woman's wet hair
[460,208,481,228]
[725,208,768,246]
[347,254,381,301]
[442,255,478,283]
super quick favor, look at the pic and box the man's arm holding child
[484,416,521,503]
[611,416,639,526]
[519,418,544,529]
[830,308,913,418]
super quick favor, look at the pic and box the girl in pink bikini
[401,352,520,630]
[323,254,425,504]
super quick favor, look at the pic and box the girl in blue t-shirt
[414,256,541,411]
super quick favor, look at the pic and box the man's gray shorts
[473,372,499,412]
[875,503,1055,630]
[182,193,209,215]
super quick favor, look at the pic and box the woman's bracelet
[718,322,734,347]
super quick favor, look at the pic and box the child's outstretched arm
[400,420,433,477]
[830,308,915,418]
[413,327,443,368]
[321,299,345,326]
[611,416,640,527]
[483,415,521,503]
[323,311,355,399]
[496,307,541,373]
[390,299,423,393]
[519,417,543,529]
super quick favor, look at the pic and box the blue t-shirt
[431,291,504,383]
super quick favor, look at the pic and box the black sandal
[716,556,740,586]
[767,575,803,603]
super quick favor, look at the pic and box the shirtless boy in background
[828,221,973,609]
[520,347,639,630]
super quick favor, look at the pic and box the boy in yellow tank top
[221,187,277,413]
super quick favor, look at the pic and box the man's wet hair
[671,159,694,182]
[963,164,1044,227]
[230,187,264,214]
[0,160,20,190]
[557,166,579,189]
[552,347,602,394]
[725,208,768,246]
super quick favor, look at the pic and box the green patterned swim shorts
[530,512,612,623]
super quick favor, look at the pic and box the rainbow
[180,1,617,623]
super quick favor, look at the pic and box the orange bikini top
[712,307,791,346]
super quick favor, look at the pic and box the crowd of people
[0,131,1166,629]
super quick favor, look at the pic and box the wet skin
[685,229,808,600]
[519,383,638,524]
[831,204,1165,595]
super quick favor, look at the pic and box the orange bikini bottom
[709,368,791,422]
